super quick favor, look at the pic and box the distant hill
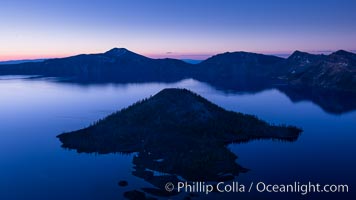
[0,47,355,92]
[192,51,288,91]
[0,59,46,65]
[57,88,301,153]
[198,51,286,78]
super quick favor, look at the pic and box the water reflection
[129,139,246,198]
[59,129,300,199]
[1,76,355,200]
[52,78,356,115]
[122,135,299,199]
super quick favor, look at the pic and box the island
[57,88,301,153]
[57,88,302,199]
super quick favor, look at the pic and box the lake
[0,76,355,200]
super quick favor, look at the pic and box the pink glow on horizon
[0,54,72,62]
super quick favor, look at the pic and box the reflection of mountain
[57,88,301,199]
[278,86,356,114]
[192,81,356,115]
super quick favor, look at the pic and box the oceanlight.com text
[164,181,349,195]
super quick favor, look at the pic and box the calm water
[0,76,355,200]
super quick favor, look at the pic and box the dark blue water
[0,77,355,200]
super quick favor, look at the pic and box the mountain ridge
[0,48,355,92]
[286,49,356,91]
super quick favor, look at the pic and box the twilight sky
[1,0,356,61]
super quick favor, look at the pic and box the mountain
[0,48,192,83]
[287,50,356,92]
[193,51,287,91]
[57,88,301,153]
[286,50,326,74]
[197,51,286,79]
[0,48,355,92]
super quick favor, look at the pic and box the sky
[1,0,356,61]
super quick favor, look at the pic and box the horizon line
[1,49,356,62]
